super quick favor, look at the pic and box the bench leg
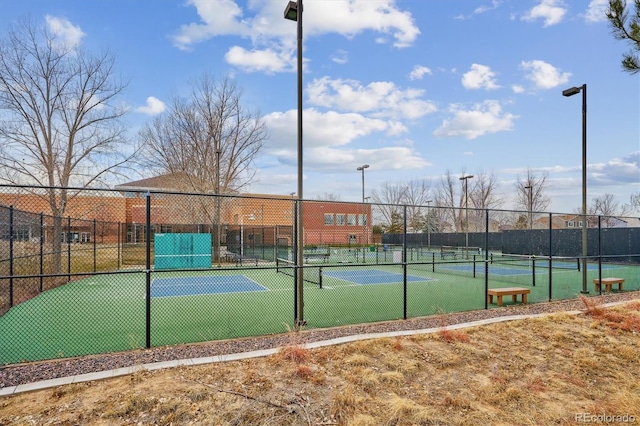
[511,295,517,303]
[595,283,601,292]
[522,293,528,304]
[605,284,612,292]
[619,283,624,291]
[488,295,494,304]
[496,295,503,306]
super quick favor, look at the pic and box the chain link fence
[0,185,638,365]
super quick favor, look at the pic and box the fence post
[402,204,407,320]
[39,212,44,293]
[145,192,152,349]
[9,206,14,308]
[67,216,71,282]
[93,219,97,273]
[597,215,602,294]
[292,202,299,326]
[484,209,489,309]
[117,222,121,270]
[548,213,553,301]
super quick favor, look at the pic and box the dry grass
[2,300,640,425]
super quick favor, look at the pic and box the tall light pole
[562,83,588,294]
[459,175,473,258]
[425,199,433,249]
[284,0,305,325]
[524,185,533,230]
[215,148,221,266]
[357,164,370,203]
[240,213,256,258]
[357,164,369,262]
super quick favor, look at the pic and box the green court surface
[0,260,638,365]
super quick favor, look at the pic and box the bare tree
[139,74,267,262]
[607,0,640,74]
[434,170,502,232]
[631,191,640,210]
[588,193,633,227]
[403,178,434,231]
[514,169,551,229]
[0,18,132,273]
[468,172,502,231]
[140,74,266,195]
[435,170,463,232]
[370,181,407,228]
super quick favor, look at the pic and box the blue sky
[1,0,638,214]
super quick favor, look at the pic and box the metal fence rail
[0,185,638,365]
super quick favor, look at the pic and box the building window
[567,221,575,227]
[347,214,356,225]
[358,214,367,226]
[336,214,346,225]
[324,213,334,225]
[578,221,583,227]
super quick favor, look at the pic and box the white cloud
[171,0,420,72]
[303,146,430,171]
[521,0,567,27]
[307,0,420,48]
[590,151,640,185]
[512,84,525,94]
[263,107,429,170]
[520,60,571,89]
[331,49,348,65]
[462,64,500,90]
[264,108,389,150]
[224,46,292,73]
[135,97,166,116]
[171,0,248,50]
[307,77,437,120]
[584,0,609,23]
[474,0,501,15]
[433,100,518,140]
[409,65,432,80]
[45,16,85,50]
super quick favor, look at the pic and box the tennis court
[0,257,637,365]
[323,269,434,285]
[151,275,267,298]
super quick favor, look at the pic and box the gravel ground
[1,291,638,389]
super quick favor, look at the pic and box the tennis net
[490,253,580,270]
[276,257,323,287]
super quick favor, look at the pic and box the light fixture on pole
[562,83,588,294]
[284,0,305,325]
[459,175,474,258]
[524,185,533,230]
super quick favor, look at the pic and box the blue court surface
[324,269,433,285]
[151,275,267,298]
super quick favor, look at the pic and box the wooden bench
[440,246,457,260]
[593,277,624,292]
[487,287,531,306]
[304,252,330,263]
